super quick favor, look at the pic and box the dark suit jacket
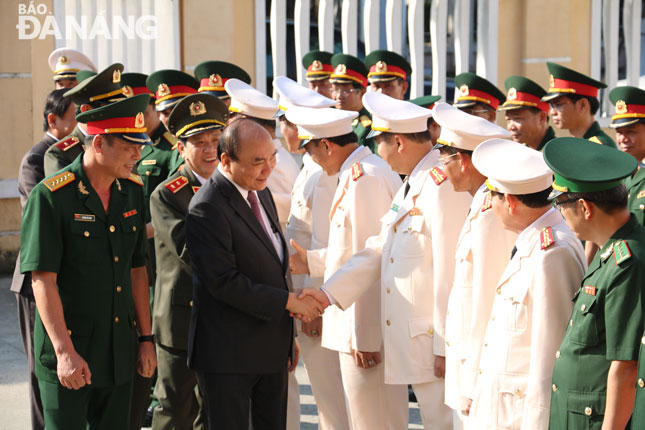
[186,170,294,375]
[11,133,57,295]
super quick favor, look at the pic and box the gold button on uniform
[496,288,501,295]
[639,378,645,388]
[428,329,434,335]
[109,225,115,233]
[386,288,391,294]
[390,258,394,263]
[514,388,522,396]
[584,407,592,416]
[580,304,586,311]
[114,256,119,262]
[114,317,119,323]
[116,286,122,293]
[84,231,89,237]
[393,227,397,233]
[446,341,451,347]
[484,342,488,347]
[555,351,560,358]
[386,320,391,326]
[407,225,412,231]
[132,226,136,232]
[189,300,193,307]
[570,319,573,327]
[641,336,645,344]
[146,171,151,176]
[641,204,644,210]
[67,330,72,335]
[552,384,557,392]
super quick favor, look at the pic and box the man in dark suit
[185,119,323,429]
[10,88,76,430]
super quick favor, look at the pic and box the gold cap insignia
[615,100,627,114]
[189,101,207,116]
[375,61,387,72]
[311,60,323,71]
[459,84,469,96]
[549,74,555,88]
[59,55,69,65]
[122,85,133,98]
[507,87,517,101]
[208,74,222,87]
[158,83,171,97]
[134,112,145,128]
[335,64,347,75]
[112,69,121,83]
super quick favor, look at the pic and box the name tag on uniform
[584,285,596,296]
[74,214,95,222]
[141,160,156,165]
[123,209,137,218]
[390,203,399,213]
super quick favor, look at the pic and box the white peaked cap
[225,78,280,120]
[273,76,336,110]
[472,138,554,195]
[432,102,511,151]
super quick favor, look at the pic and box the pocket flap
[498,373,528,397]
[576,293,597,314]
[69,220,106,238]
[408,318,434,338]
[406,213,424,233]
[566,391,605,416]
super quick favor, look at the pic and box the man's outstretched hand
[289,239,310,275]
[286,291,325,323]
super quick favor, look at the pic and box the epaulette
[637,190,645,199]
[359,115,372,128]
[480,193,493,212]
[540,227,555,250]
[43,171,75,192]
[351,162,364,181]
[588,136,602,145]
[127,173,144,186]
[165,176,189,193]
[613,240,632,265]
[430,167,447,185]
[164,131,178,146]
[55,136,80,152]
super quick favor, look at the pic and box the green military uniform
[583,121,616,148]
[149,93,227,429]
[536,126,556,152]
[352,107,374,152]
[453,72,506,111]
[543,137,644,429]
[410,94,441,110]
[20,94,152,430]
[44,63,126,176]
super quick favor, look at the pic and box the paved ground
[0,276,422,429]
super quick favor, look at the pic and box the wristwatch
[138,335,155,343]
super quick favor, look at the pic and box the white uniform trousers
[411,380,452,430]
[338,350,408,430]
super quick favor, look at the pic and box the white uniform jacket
[444,184,517,411]
[308,146,402,353]
[268,138,300,232]
[323,149,472,384]
[469,208,585,430]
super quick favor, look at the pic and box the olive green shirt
[625,166,645,227]
[150,166,201,350]
[353,107,376,153]
[635,337,645,430]
[43,125,86,177]
[549,215,645,428]
[536,126,556,152]
[20,153,147,387]
[583,121,617,148]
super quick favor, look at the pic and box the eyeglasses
[548,100,571,112]
[438,153,460,167]
[331,88,361,96]
[461,108,490,116]
[552,197,579,210]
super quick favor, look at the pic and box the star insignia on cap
[549,74,555,89]
[135,112,145,128]
[459,84,469,96]
[376,61,387,72]
[312,60,323,71]
[113,69,121,83]
[335,64,347,75]
[208,74,222,87]
[122,85,133,98]
[158,83,170,97]
[507,87,517,101]
[189,101,207,116]
[59,55,69,65]
[615,100,627,114]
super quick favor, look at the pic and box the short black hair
[438,145,473,157]
[563,184,628,214]
[43,89,74,132]
[379,130,432,144]
[324,131,358,146]
[491,187,552,208]
[218,118,268,162]
[565,94,600,115]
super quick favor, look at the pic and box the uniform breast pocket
[571,294,600,346]
[139,164,161,178]
[397,215,426,258]
[120,216,140,255]
[566,391,605,430]
[497,373,527,430]
[330,207,350,250]
[504,286,529,333]
[69,220,106,260]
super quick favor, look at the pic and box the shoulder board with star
[613,240,632,265]
[54,136,80,152]
[480,193,493,212]
[163,131,178,146]
[637,190,645,199]
[359,115,372,128]
[127,173,144,186]
[43,171,75,192]
[588,136,603,145]
[351,162,364,181]
[540,227,555,250]
[430,167,447,185]
[165,176,189,193]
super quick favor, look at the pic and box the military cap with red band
[63,63,126,106]
[364,50,412,83]
[499,76,549,113]
[608,86,645,128]
[330,53,368,88]
[120,73,154,99]
[194,60,252,100]
[146,70,199,112]
[541,62,606,102]
[76,94,152,144]
[453,72,506,110]
[302,50,334,82]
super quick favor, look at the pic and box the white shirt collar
[193,171,208,185]
[46,131,58,140]
[408,148,435,186]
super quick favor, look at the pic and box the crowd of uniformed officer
[10,44,645,430]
